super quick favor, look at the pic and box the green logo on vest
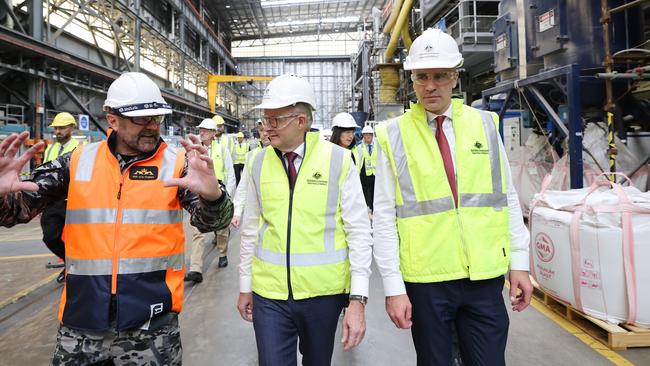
[307,171,327,186]
[471,141,489,155]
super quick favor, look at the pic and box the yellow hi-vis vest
[355,143,377,176]
[215,134,234,156]
[247,132,352,300]
[44,139,80,162]
[375,99,511,283]
[209,140,227,181]
[234,142,249,164]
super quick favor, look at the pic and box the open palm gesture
[164,134,222,201]
[0,132,44,196]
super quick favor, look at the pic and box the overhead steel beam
[1,0,27,34]
[60,84,106,135]
[0,82,30,106]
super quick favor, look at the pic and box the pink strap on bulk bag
[574,173,637,324]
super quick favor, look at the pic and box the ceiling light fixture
[261,0,329,8]
[268,16,359,27]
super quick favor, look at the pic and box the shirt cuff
[382,275,407,297]
[233,207,243,217]
[350,275,370,298]
[240,275,252,293]
[510,250,530,272]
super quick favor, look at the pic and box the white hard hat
[332,112,358,129]
[255,74,317,110]
[104,72,172,117]
[197,118,217,130]
[404,28,463,70]
[361,125,374,134]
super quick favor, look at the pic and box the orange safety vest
[59,140,186,331]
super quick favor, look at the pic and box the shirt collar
[283,142,305,159]
[425,103,453,125]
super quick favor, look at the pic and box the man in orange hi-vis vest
[0,72,233,365]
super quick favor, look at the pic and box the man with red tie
[372,28,533,365]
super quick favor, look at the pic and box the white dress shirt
[239,143,373,297]
[233,154,251,217]
[373,104,530,296]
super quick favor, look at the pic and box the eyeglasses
[261,114,301,129]
[410,71,456,86]
[114,112,165,126]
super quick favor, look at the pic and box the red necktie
[285,151,298,188]
[435,116,457,207]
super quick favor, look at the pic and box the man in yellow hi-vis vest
[41,112,82,282]
[233,131,249,185]
[373,28,533,365]
[237,74,373,365]
[185,118,236,283]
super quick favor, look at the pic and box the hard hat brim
[120,108,173,117]
[50,122,76,127]
[404,59,464,71]
[254,101,316,111]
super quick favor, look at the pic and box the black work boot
[218,256,228,268]
[184,271,203,283]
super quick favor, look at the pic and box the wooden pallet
[532,287,650,350]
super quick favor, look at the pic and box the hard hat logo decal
[424,45,433,51]
[129,166,159,180]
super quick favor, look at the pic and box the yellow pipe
[401,22,412,49]
[382,0,404,34]
[384,0,413,61]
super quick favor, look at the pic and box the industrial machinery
[484,0,649,189]
[207,74,274,113]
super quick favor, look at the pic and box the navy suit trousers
[252,293,347,366]
[405,276,509,366]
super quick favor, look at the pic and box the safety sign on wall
[78,114,90,131]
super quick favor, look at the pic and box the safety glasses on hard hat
[410,71,456,86]
[261,114,301,129]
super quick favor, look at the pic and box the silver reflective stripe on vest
[66,208,117,224]
[255,246,349,266]
[66,253,184,276]
[159,146,178,181]
[459,112,506,209]
[251,149,268,250]
[387,120,455,218]
[66,258,112,276]
[323,147,345,252]
[121,209,183,224]
[119,253,185,274]
[74,142,102,182]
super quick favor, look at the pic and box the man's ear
[106,114,119,131]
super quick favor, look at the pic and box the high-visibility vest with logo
[210,140,227,181]
[44,139,80,162]
[60,140,186,331]
[375,99,510,283]
[234,142,249,164]
[355,143,376,176]
[248,132,351,300]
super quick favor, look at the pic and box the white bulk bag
[529,173,650,326]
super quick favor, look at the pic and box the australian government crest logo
[307,171,327,186]
[470,140,489,154]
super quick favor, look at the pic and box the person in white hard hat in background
[357,125,376,213]
[373,28,532,365]
[329,112,359,164]
[233,131,250,185]
[0,71,233,365]
[40,112,83,283]
[237,74,373,365]
[230,130,271,229]
[185,118,236,283]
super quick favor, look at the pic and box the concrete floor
[1,220,650,365]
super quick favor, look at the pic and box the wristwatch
[349,295,368,305]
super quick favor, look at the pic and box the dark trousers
[41,199,67,260]
[252,293,347,366]
[234,163,245,186]
[405,277,509,366]
[360,173,375,211]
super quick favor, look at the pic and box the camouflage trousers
[51,313,182,365]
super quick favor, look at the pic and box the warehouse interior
[1,0,650,365]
